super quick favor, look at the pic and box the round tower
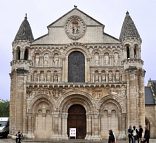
[10,14,34,135]
[120,11,145,128]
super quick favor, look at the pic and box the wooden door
[67,104,86,139]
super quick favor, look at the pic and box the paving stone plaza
[0,138,156,143]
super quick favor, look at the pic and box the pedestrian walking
[138,125,143,143]
[16,131,23,143]
[128,125,133,143]
[108,129,115,143]
[142,127,150,143]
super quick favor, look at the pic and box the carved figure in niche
[94,53,99,65]
[47,71,51,82]
[53,53,59,66]
[115,71,120,81]
[101,71,106,82]
[44,53,49,66]
[40,71,44,81]
[53,71,58,82]
[114,53,119,65]
[72,20,79,34]
[33,71,38,81]
[35,54,39,66]
[94,71,99,82]
[104,53,109,65]
[108,71,113,81]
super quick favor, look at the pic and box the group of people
[128,125,150,143]
[15,127,149,143]
[108,125,150,143]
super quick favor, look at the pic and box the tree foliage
[0,100,9,117]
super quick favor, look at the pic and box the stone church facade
[10,7,146,140]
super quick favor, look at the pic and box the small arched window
[126,44,130,59]
[16,47,21,60]
[24,48,29,60]
[134,44,138,58]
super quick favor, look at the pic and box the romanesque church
[10,7,151,140]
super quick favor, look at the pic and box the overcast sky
[0,0,156,100]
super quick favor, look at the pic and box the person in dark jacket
[108,130,115,143]
[16,131,23,143]
[128,125,133,143]
[142,127,150,143]
[138,125,143,143]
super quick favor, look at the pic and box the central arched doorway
[67,104,86,139]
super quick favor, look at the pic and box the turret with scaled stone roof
[120,11,143,69]
[11,14,34,71]
[14,14,34,42]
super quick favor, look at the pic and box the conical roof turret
[119,11,141,42]
[14,14,34,42]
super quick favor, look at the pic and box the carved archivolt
[27,94,54,114]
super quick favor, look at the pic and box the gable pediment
[32,7,120,44]
[48,7,104,28]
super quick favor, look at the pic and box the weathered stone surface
[10,7,146,141]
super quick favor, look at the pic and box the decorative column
[51,111,61,140]
[138,69,145,127]
[91,113,101,140]
[61,113,68,139]
[118,113,126,139]
[85,113,92,139]
[27,113,33,138]
[62,57,66,82]
[86,58,90,82]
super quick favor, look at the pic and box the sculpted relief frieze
[26,87,64,101]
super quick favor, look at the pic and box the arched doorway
[100,99,122,139]
[67,104,86,139]
[68,51,85,82]
[33,99,53,139]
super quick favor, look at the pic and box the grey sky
[0,0,156,100]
